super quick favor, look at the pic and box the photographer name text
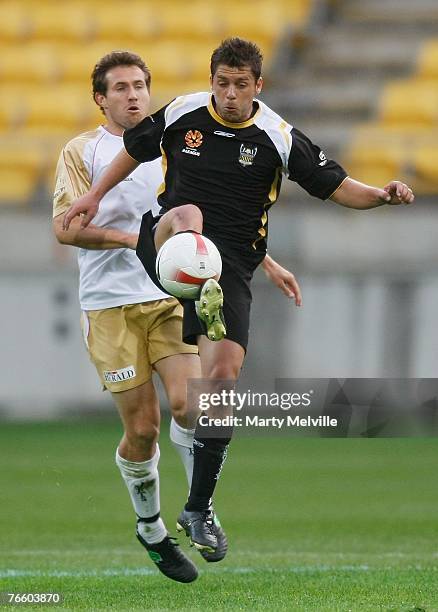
[199,415,338,428]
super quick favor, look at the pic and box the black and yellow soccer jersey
[124,92,347,261]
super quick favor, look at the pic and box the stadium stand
[0,0,312,207]
[333,1,438,193]
[3,0,438,203]
[0,142,43,206]
[343,70,438,192]
[258,0,438,196]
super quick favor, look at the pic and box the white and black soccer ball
[156,232,222,299]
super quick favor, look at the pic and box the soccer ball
[156,232,222,299]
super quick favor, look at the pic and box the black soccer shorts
[136,210,262,351]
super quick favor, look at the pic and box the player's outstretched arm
[62,148,140,230]
[262,254,302,306]
[54,213,138,250]
[330,178,414,210]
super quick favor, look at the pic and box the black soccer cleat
[199,511,228,563]
[176,508,218,553]
[136,530,198,583]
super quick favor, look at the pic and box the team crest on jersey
[182,130,203,157]
[185,130,203,148]
[238,144,258,166]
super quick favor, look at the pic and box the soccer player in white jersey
[53,51,302,581]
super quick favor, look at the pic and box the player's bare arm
[262,254,302,306]
[62,148,140,231]
[54,212,138,250]
[330,177,414,209]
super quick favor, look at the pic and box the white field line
[5,549,438,558]
[0,565,437,579]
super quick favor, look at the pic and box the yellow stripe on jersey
[156,144,167,198]
[252,167,281,249]
[268,167,281,203]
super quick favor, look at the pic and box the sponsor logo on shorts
[103,365,136,383]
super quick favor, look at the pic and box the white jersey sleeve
[53,126,169,309]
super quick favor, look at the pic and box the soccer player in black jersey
[63,37,414,557]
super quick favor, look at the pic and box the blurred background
[1,0,438,417]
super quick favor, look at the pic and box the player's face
[211,64,263,124]
[95,65,150,134]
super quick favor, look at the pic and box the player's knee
[172,204,203,233]
[169,396,199,429]
[206,361,241,382]
[126,422,160,449]
[168,394,187,421]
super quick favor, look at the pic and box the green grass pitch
[0,419,437,611]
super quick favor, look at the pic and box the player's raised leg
[153,204,204,251]
[154,205,226,340]
[113,382,198,583]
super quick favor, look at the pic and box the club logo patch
[185,130,203,148]
[238,144,258,166]
[103,365,136,383]
[182,129,203,157]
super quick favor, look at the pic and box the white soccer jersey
[53,126,168,310]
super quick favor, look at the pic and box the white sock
[170,418,195,487]
[115,445,167,544]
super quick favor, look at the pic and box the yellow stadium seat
[345,149,404,179]
[173,41,214,81]
[155,1,225,40]
[22,87,95,133]
[345,166,401,188]
[417,39,438,80]
[143,43,194,85]
[380,79,438,127]
[0,88,24,130]
[0,144,43,205]
[93,3,162,43]
[411,145,438,194]
[0,169,39,205]
[0,2,30,41]
[344,118,438,194]
[27,3,93,42]
[342,130,408,187]
[220,3,282,59]
[281,0,312,26]
[0,44,57,83]
[57,44,121,85]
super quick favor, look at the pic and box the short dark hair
[92,50,151,105]
[210,37,263,80]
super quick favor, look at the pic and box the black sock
[185,436,231,511]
